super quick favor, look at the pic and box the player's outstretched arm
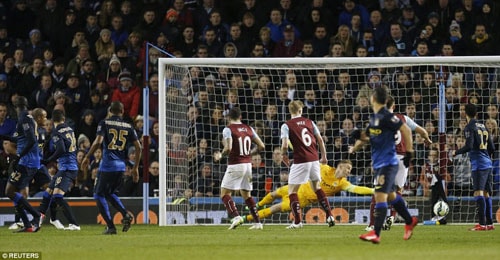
[82,135,103,169]
[344,184,375,195]
[349,131,369,154]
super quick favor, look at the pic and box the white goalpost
[158,56,500,226]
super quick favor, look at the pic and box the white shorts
[220,163,253,191]
[395,154,409,189]
[288,161,320,185]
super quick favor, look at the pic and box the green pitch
[0,224,498,260]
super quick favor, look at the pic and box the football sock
[15,204,30,227]
[315,189,333,217]
[245,197,260,223]
[107,194,127,216]
[94,194,113,228]
[14,192,39,218]
[289,193,301,224]
[485,197,493,225]
[369,195,375,226]
[38,191,52,214]
[54,194,78,225]
[475,196,486,225]
[390,194,412,224]
[258,192,275,207]
[222,194,239,218]
[374,202,388,236]
[14,207,20,223]
[49,198,57,221]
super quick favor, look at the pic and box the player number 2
[301,128,312,147]
[237,136,251,156]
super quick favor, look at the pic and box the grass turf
[0,224,498,260]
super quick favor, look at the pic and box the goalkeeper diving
[243,160,374,223]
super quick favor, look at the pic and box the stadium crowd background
[0,0,499,200]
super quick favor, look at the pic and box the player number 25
[108,129,128,151]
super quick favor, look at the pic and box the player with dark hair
[366,96,432,231]
[350,87,418,244]
[242,160,374,222]
[8,108,54,230]
[281,100,335,229]
[219,107,266,230]
[453,103,495,231]
[82,101,142,235]
[37,109,80,230]
[5,96,41,232]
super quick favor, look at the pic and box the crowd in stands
[0,0,499,200]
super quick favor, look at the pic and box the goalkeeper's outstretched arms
[344,184,375,195]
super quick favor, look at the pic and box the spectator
[339,0,370,31]
[64,30,88,63]
[257,26,275,57]
[6,0,36,43]
[228,23,250,57]
[251,153,267,198]
[133,8,160,43]
[330,24,357,57]
[273,24,303,57]
[23,29,48,63]
[195,163,217,197]
[83,12,100,49]
[171,0,195,28]
[95,29,115,71]
[66,44,92,75]
[466,23,497,55]
[311,24,330,57]
[174,26,198,58]
[36,0,65,55]
[161,9,181,43]
[201,28,223,57]
[382,22,412,55]
[110,14,128,47]
[0,75,11,106]
[240,12,259,42]
[147,161,160,197]
[450,135,472,197]
[119,0,138,33]
[30,73,54,109]
[0,102,15,138]
[265,8,299,43]
[97,0,116,30]
[111,71,140,122]
[18,57,44,99]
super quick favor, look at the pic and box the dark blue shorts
[373,165,398,194]
[33,165,51,186]
[50,170,78,192]
[472,168,492,192]
[94,171,124,196]
[8,165,37,189]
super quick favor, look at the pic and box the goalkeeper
[243,160,373,223]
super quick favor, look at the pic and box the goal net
[157,57,500,226]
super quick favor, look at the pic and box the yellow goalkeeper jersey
[298,164,374,200]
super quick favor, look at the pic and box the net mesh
[159,58,500,226]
